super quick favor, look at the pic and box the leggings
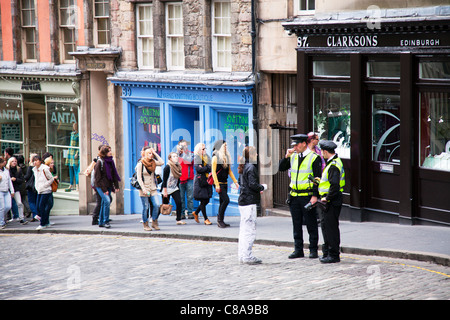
[164,190,182,221]
[195,199,210,220]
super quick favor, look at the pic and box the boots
[192,211,200,223]
[143,221,152,231]
[152,219,160,230]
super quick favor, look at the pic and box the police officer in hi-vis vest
[318,140,345,263]
[279,134,322,259]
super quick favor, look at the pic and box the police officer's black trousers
[289,196,319,253]
[320,204,341,259]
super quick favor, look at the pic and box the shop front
[284,17,450,225]
[111,76,254,216]
[0,74,81,215]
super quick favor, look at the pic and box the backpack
[91,158,103,188]
[130,161,144,189]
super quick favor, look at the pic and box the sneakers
[240,257,263,265]
[36,225,47,230]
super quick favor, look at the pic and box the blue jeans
[27,190,38,219]
[0,191,12,226]
[96,187,112,226]
[37,193,53,227]
[180,180,194,213]
[140,195,161,222]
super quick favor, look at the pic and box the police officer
[279,134,322,259]
[318,140,345,263]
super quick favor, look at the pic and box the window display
[313,88,350,158]
[136,106,161,155]
[420,92,450,171]
[0,99,23,155]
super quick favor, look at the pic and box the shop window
[313,88,350,159]
[46,102,79,189]
[367,61,400,78]
[212,0,231,71]
[419,62,450,79]
[0,99,23,155]
[313,60,350,77]
[136,106,161,156]
[372,93,400,163]
[94,0,110,46]
[137,4,154,69]
[420,92,450,171]
[166,2,184,70]
[21,0,37,62]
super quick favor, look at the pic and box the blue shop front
[111,76,254,216]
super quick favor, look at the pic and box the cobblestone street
[1,233,449,300]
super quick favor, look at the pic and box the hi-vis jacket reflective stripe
[289,152,318,196]
[318,157,345,197]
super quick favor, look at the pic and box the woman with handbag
[94,145,121,228]
[162,152,184,225]
[32,155,55,230]
[136,147,164,231]
[24,153,39,222]
[192,143,212,225]
[211,140,239,228]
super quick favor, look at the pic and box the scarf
[141,157,156,172]
[168,160,182,180]
[103,156,121,182]
[201,154,210,178]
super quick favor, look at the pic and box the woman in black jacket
[24,154,38,221]
[192,143,212,225]
[237,146,266,265]
[7,157,27,224]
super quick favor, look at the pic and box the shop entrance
[23,95,46,161]
[366,92,401,213]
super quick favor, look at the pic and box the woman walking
[33,155,55,230]
[136,147,164,231]
[94,145,121,228]
[162,152,184,225]
[0,156,14,229]
[237,146,266,264]
[211,140,239,228]
[7,157,28,224]
[192,143,212,225]
[24,153,39,222]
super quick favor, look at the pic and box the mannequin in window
[65,122,79,192]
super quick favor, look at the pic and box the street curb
[2,228,449,267]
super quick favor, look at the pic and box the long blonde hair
[216,143,231,169]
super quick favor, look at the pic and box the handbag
[51,179,59,192]
[207,169,221,185]
[160,203,173,215]
[130,162,145,190]
[155,174,162,185]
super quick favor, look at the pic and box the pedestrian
[136,147,164,231]
[7,157,28,224]
[192,143,212,225]
[318,140,345,263]
[3,147,13,162]
[279,133,322,259]
[211,140,239,228]
[307,132,325,170]
[178,139,195,219]
[16,155,31,218]
[237,146,266,265]
[93,145,121,228]
[44,157,58,225]
[0,156,14,229]
[33,155,55,230]
[162,152,184,225]
[84,145,106,225]
[24,153,39,222]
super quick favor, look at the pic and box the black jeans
[289,196,319,253]
[164,190,182,221]
[195,199,210,220]
[217,184,230,223]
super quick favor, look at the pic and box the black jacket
[193,155,213,200]
[238,163,264,206]
[9,166,24,192]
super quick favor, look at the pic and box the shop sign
[297,32,450,49]
[50,111,77,124]
[21,80,41,91]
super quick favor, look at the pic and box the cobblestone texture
[0,233,449,300]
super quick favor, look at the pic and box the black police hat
[319,140,337,152]
[290,134,308,145]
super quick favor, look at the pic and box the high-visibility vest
[318,157,345,197]
[289,152,318,197]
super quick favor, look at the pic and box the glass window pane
[46,102,79,147]
[420,92,450,171]
[419,61,450,79]
[136,106,161,156]
[372,94,400,163]
[0,99,23,146]
[313,60,350,77]
[367,61,400,78]
[313,88,351,159]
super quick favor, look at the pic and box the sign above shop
[297,32,450,49]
